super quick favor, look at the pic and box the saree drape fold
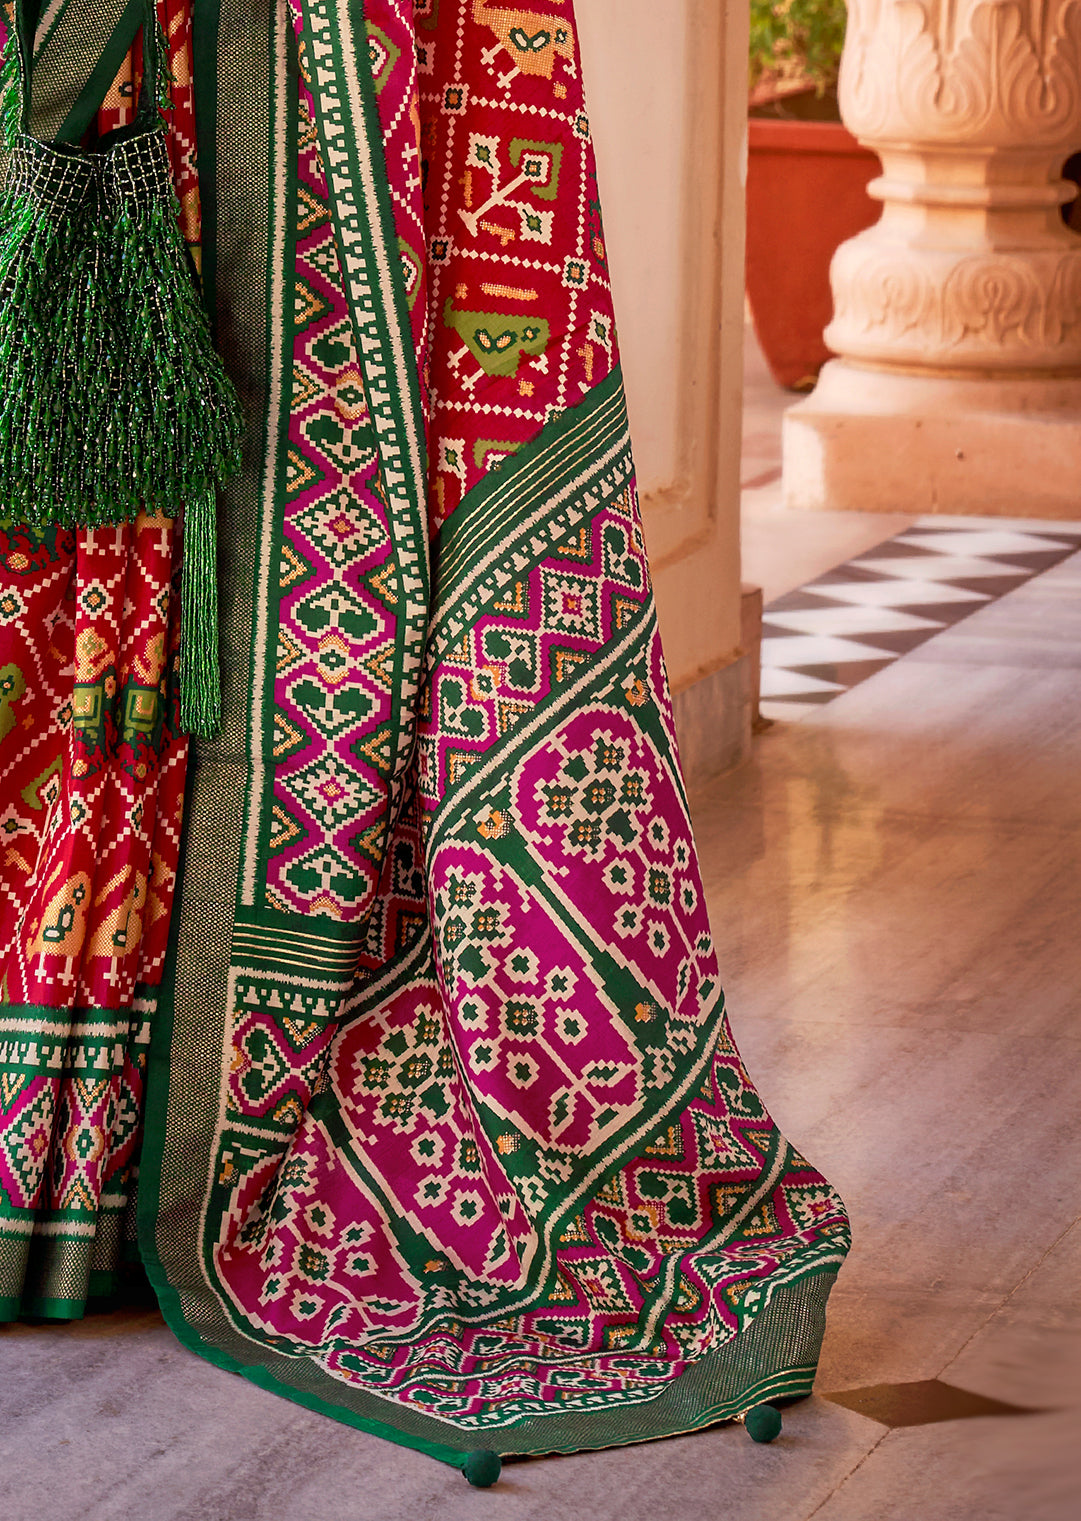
[1,0,850,1467]
[0,0,200,1318]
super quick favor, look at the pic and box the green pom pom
[462,1449,502,1488]
[745,1403,783,1443]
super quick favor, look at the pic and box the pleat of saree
[0,0,199,1320]
[2,0,850,1468]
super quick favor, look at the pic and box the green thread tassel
[0,141,103,523]
[178,486,221,739]
[104,129,243,517]
[0,125,242,736]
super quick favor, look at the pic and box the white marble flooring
[739,318,916,607]
[758,519,1081,719]
[2,350,1079,1519]
[690,552,1081,1518]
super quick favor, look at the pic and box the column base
[783,361,1081,518]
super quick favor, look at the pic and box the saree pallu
[1,0,850,1470]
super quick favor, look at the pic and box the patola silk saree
[0,0,850,1474]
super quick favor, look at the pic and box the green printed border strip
[25,0,134,140]
[296,0,429,787]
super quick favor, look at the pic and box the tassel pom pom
[744,1404,783,1444]
[462,1450,502,1488]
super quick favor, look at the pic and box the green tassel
[150,4,174,115]
[0,139,105,524]
[103,128,243,518]
[0,131,244,527]
[0,11,229,736]
[105,128,240,738]
[178,485,221,738]
[0,126,242,737]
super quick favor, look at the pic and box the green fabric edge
[53,0,142,143]
[191,0,219,325]
[1,1269,128,1322]
[0,1267,133,1324]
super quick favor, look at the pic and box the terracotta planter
[746,117,881,391]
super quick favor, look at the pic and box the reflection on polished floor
[689,538,1081,1519]
[1,343,1079,1520]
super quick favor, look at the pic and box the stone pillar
[784,0,1081,518]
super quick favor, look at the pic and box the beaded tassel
[0,129,242,735]
[0,1,25,153]
[105,129,242,739]
[150,2,174,115]
[0,131,242,523]
[104,128,243,520]
[0,141,105,525]
[178,486,222,738]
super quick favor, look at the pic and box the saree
[0,0,850,1476]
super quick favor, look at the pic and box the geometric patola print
[418,0,616,530]
[263,95,400,921]
[124,0,852,1466]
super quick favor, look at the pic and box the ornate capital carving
[841,0,1081,148]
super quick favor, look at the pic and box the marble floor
[758,519,1081,720]
[2,345,1079,1520]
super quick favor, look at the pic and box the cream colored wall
[576,0,748,694]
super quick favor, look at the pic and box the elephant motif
[472,0,576,83]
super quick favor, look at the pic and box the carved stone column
[784,0,1081,517]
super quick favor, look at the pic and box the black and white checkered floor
[760,517,1081,722]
